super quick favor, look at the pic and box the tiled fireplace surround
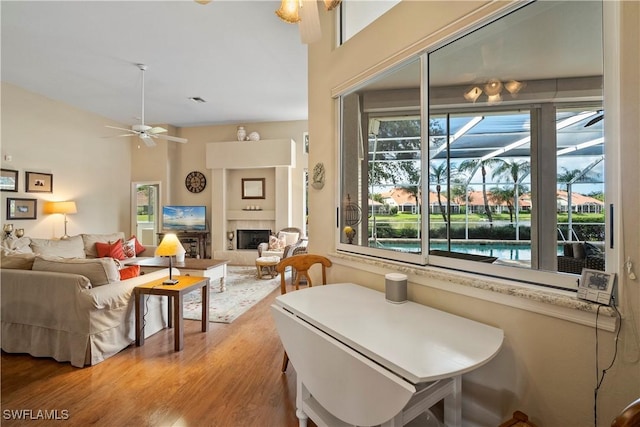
[207,139,297,265]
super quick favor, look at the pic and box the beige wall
[307,1,639,426]
[1,83,133,238]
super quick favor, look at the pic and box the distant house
[556,190,604,213]
[380,188,460,214]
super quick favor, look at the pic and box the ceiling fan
[105,64,187,147]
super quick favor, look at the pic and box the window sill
[330,252,617,332]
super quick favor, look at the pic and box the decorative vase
[248,131,260,141]
[237,126,246,141]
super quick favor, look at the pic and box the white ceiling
[1,0,308,128]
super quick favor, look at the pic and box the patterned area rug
[182,265,281,324]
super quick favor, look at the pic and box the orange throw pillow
[128,235,146,255]
[119,265,140,280]
[95,240,126,260]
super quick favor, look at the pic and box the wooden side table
[134,275,210,351]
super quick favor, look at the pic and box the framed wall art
[25,171,53,193]
[7,198,37,220]
[1,169,19,192]
[242,178,265,199]
[577,269,616,305]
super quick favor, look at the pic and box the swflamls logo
[3,409,69,420]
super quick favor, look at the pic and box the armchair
[257,227,307,260]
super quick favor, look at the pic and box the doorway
[132,182,160,246]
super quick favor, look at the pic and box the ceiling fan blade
[154,134,188,144]
[105,125,137,134]
[102,134,135,138]
[148,127,168,134]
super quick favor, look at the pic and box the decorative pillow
[268,235,286,250]
[119,265,140,280]
[95,240,126,260]
[562,243,573,257]
[572,242,586,259]
[2,236,33,255]
[81,232,125,258]
[584,242,603,258]
[0,252,36,270]
[32,256,119,286]
[128,235,146,255]
[278,231,299,246]
[123,238,137,258]
[29,235,85,259]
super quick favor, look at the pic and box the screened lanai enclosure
[339,1,606,287]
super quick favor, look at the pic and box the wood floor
[1,285,315,427]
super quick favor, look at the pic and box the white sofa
[1,233,173,367]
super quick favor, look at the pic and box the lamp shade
[155,233,184,257]
[276,0,301,23]
[44,201,77,215]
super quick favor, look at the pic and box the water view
[373,241,564,261]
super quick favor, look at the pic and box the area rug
[182,265,281,324]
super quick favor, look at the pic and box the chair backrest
[611,398,640,427]
[275,254,332,294]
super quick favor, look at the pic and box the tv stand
[158,231,209,259]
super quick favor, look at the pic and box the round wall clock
[185,171,206,193]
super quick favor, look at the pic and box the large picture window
[338,1,607,290]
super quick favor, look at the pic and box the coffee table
[131,258,228,292]
[134,275,210,351]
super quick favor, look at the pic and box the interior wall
[1,83,133,238]
[307,2,639,426]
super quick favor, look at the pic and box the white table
[271,283,504,427]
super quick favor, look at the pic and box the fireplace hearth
[237,229,271,250]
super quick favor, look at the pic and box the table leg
[444,375,462,427]
[174,293,184,351]
[135,290,144,346]
[202,280,210,332]
[296,377,309,427]
[219,276,226,293]
[167,296,173,328]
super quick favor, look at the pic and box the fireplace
[237,229,271,250]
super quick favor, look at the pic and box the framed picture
[25,171,53,193]
[242,178,265,199]
[7,198,37,220]
[1,169,19,192]
[577,269,616,305]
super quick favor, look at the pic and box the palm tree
[429,162,449,222]
[458,158,502,224]
[492,159,531,239]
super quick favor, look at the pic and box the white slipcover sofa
[1,233,172,367]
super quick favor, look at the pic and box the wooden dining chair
[611,397,640,427]
[275,254,332,372]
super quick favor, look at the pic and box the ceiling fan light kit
[104,64,187,147]
[275,0,341,44]
[276,0,301,23]
[463,78,525,104]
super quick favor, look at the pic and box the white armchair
[257,227,307,260]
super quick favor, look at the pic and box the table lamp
[155,233,184,285]
[44,201,77,239]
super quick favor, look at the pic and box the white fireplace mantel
[207,139,296,261]
[206,139,296,169]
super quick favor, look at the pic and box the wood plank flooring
[1,285,315,427]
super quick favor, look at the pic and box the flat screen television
[162,206,207,231]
